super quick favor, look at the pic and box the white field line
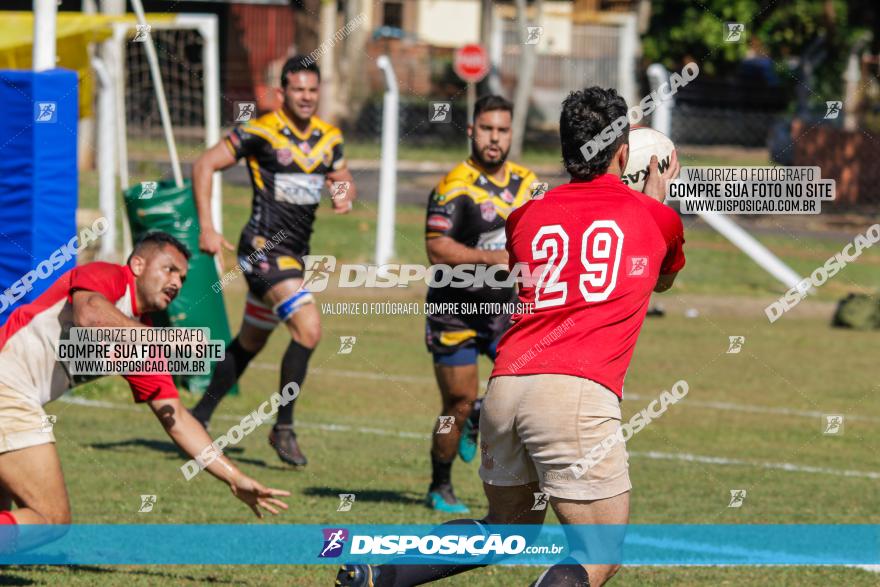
[58,395,880,480]
[629,450,880,480]
[56,394,880,572]
[264,364,880,424]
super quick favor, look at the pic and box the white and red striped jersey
[0,262,179,406]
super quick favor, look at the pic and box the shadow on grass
[88,439,244,458]
[230,455,294,472]
[302,487,424,506]
[0,572,32,586]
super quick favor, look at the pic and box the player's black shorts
[237,239,305,299]
[425,312,511,366]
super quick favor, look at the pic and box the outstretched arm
[148,397,290,518]
[73,289,290,517]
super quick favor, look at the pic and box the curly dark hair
[559,87,629,181]
[129,231,191,263]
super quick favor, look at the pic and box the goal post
[646,64,807,292]
[103,13,221,257]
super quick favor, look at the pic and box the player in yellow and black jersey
[189,56,357,468]
[224,106,346,273]
[423,95,538,513]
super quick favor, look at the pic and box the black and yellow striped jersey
[425,157,538,305]
[225,110,346,258]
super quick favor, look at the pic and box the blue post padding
[0,69,78,325]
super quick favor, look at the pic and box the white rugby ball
[621,127,675,192]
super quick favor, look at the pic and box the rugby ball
[621,127,675,192]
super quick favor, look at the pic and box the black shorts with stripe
[237,240,305,299]
[425,311,511,357]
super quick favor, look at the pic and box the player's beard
[471,140,508,171]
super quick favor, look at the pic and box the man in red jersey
[0,232,289,535]
[337,87,682,587]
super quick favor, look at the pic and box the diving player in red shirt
[0,232,289,534]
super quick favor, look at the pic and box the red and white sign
[453,44,490,83]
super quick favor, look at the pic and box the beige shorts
[479,374,631,501]
[0,385,55,454]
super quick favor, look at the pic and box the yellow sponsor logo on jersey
[277,256,303,271]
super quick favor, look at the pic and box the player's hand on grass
[642,149,680,203]
[229,474,291,518]
[199,230,235,268]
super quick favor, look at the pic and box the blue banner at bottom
[0,525,877,565]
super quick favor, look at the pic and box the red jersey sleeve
[124,373,179,403]
[123,314,179,403]
[67,262,128,303]
[69,264,179,403]
[643,200,686,274]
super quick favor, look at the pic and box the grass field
[6,165,880,585]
